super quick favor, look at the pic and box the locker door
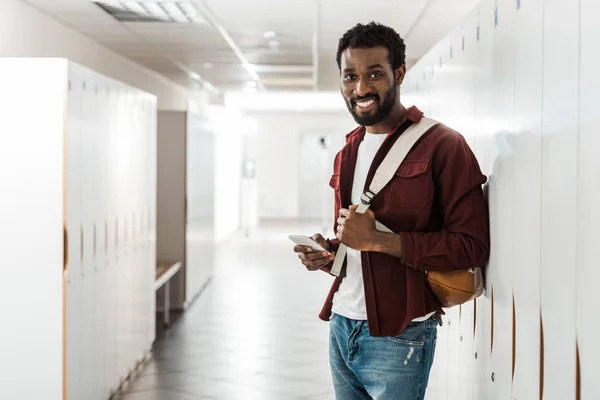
[80,68,96,399]
[115,85,127,385]
[92,76,107,400]
[66,68,83,400]
[487,0,516,398]
[577,0,599,399]
[105,82,119,395]
[455,12,478,400]
[473,2,495,399]
[540,0,580,399]
[512,0,543,399]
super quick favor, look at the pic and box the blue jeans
[329,313,439,400]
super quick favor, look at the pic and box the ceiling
[23,0,480,93]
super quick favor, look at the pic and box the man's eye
[344,75,356,81]
[370,72,382,78]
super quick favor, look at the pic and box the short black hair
[336,22,406,71]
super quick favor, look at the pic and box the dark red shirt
[319,106,490,336]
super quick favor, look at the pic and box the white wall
[245,111,356,219]
[212,106,245,242]
[0,0,191,111]
[403,0,598,399]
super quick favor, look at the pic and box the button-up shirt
[319,105,490,336]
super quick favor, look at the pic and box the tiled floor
[116,220,337,400]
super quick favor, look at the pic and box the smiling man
[293,22,490,400]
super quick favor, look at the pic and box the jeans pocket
[384,322,427,346]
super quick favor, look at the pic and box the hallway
[117,220,336,400]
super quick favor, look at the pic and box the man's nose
[354,77,372,97]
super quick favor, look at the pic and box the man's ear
[396,65,407,86]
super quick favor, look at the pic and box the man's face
[340,46,404,127]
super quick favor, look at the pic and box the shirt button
[407,261,414,267]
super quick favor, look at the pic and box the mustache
[351,94,379,105]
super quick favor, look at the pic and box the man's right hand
[294,233,335,271]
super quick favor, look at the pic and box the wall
[403,0,599,399]
[212,106,245,242]
[157,111,187,309]
[0,0,190,110]
[245,111,356,220]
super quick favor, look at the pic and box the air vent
[94,1,206,24]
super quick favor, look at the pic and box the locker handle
[93,222,97,260]
[63,225,68,271]
[105,220,108,255]
[115,218,119,259]
[80,226,84,263]
[80,226,85,277]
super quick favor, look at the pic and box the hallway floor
[116,220,336,400]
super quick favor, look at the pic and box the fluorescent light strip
[142,2,169,20]
[190,0,264,89]
[124,2,147,14]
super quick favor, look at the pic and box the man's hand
[294,233,335,271]
[336,205,378,251]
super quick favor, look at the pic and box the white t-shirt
[331,132,434,322]
[332,132,386,320]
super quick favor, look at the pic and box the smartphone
[288,235,328,252]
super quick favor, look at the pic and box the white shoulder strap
[330,117,439,276]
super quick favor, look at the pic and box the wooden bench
[155,261,182,327]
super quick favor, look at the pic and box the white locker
[472,2,495,399]
[512,0,543,399]
[455,13,478,400]
[66,71,84,400]
[80,68,96,400]
[0,59,66,400]
[540,0,579,399]
[578,0,600,399]
[0,59,157,400]
[406,0,589,398]
[487,0,516,398]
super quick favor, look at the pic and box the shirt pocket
[388,160,431,208]
[329,173,340,190]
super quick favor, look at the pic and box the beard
[344,88,397,127]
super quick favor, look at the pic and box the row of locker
[65,62,157,400]
[404,0,599,399]
[0,58,157,400]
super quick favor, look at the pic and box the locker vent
[94,1,207,24]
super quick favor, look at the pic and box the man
[293,22,490,400]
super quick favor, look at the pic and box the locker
[0,59,157,400]
[473,2,495,399]
[512,0,543,399]
[487,0,516,398]
[80,66,96,399]
[405,0,586,398]
[0,59,66,400]
[66,68,83,400]
[540,0,579,399]
[577,0,600,398]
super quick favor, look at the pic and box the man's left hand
[336,205,378,251]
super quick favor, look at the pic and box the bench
[155,261,182,327]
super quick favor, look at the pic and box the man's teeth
[356,99,375,108]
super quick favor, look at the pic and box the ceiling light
[141,3,168,20]
[268,40,280,50]
[203,62,214,68]
[189,71,201,81]
[264,31,276,39]
[250,64,313,74]
[94,1,207,24]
